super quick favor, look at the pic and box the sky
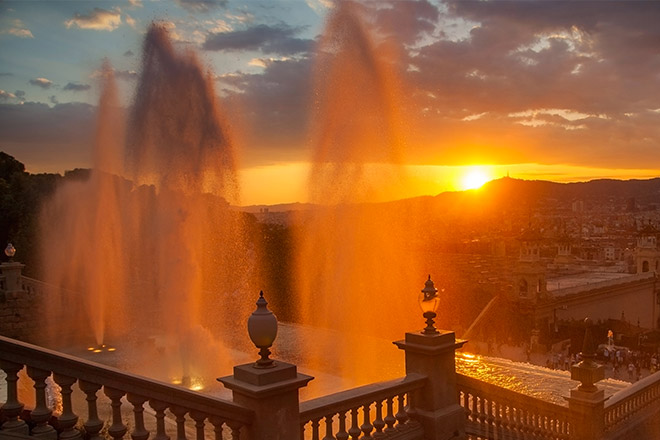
[1,0,660,205]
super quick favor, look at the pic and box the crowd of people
[546,346,659,383]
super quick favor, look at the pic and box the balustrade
[0,336,252,440]
[604,370,660,436]
[299,375,425,440]
[457,373,571,440]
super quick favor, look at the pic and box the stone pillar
[0,261,25,297]
[565,318,606,440]
[218,361,313,440]
[394,330,467,440]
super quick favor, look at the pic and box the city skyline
[1,0,660,205]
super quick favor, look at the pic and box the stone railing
[0,335,253,440]
[19,276,50,296]
[299,374,426,439]
[457,373,571,440]
[604,371,660,437]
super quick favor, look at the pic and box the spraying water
[294,1,422,387]
[41,24,251,384]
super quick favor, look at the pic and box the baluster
[322,414,335,440]
[226,421,242,440]
[0,361,28,435]
[189,412,206,440]
[149,400,170,440]
[477,396,485,427]
[209,416,224,440]
[383,397,396,432]
[104,387,127,440]
[500,403,510,436]
[461,392,473,423]
[310,417,320,440]
[394,394,408,429]
[54,374,81,440]
[348,407,361,439]
[373,400,385,438]
[170,406,187,440]
[493,402,503,437]
[127,393,150,440]
[360,402,373,438]
[26,366,56,440]
[79,381,103,440]
[336,411,349,440]
[486,399,495,432]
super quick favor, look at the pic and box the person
[628,362,635,381]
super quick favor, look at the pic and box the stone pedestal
[218,361,313,440]
[0,262,25,298]
[394,330,467,440]
[565,387,606,440]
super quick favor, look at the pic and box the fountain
[28,8,618,406]
[39,25,254,388]
[292,1,423,387]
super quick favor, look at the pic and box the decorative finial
[571,317,604,392]
[419,275,441,335]
[4,243,16,260]
[247,290,278,368]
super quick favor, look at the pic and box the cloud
[123,50,135,57]
[203,24,313,55]
[0,73,13,77]
[49,95,59,105]
[63,82,91,92]
[0,90,17,102]
[215,57,314,165]
[14,90,25,100]
[125,15,137,29]
[91,68,137,81]
[65,8,122,31]
[175,0,228,13]
[0,102,96,172]
[29,78,53,89]
[374,0,440,45]
[115,70,138,81]
[0,19,34,38]
[128,0,143,7]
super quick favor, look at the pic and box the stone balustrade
[457,373,571,440]
[604,371,660,438]
[0,335,253,440]
[299,374,426,439]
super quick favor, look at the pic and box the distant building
[635,223,660,273]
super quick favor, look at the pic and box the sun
[460,168,491,190]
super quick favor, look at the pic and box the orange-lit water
[293,0,424,387]
[40,25,253,381]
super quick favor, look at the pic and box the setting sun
[460,167,491,190]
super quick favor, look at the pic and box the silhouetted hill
[479,176,660,206]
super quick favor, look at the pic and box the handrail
[604,370,660,434]
[457,373,571,440]
[300,374,425,421]
[300,374,426,439]
[0,335,253,425]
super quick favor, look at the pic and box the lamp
[4,243,16,260]
[247,291,278,368]
[419,275,441,335]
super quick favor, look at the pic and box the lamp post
[419,275,441,335]
[5,243,16,261]
[247,291,278,368]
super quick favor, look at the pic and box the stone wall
[0,286,40,343]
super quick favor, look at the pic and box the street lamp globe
[419,275,441,335]
[4,243,16,259]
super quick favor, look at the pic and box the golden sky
[1,1,660,204]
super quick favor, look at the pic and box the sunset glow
[1,0,659,204]
[460,167,492,190]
